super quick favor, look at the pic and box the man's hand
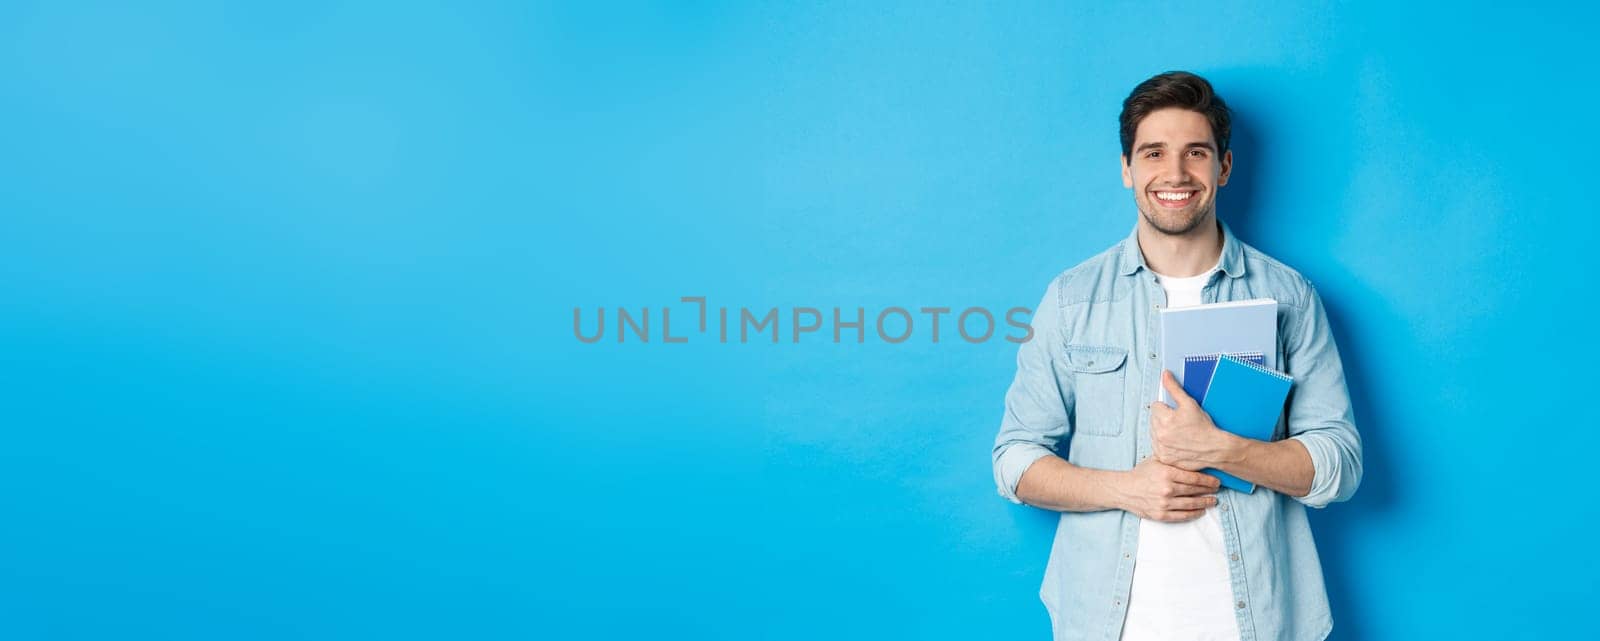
[1116,456,1220,522]
[1150,370,1243,472]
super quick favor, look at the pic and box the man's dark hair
[1119,71,1231,159]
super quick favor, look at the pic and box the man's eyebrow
[1135,141,1217,153]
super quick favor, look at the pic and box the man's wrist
[1207,431,1250,469]
[1092,468,1130,512]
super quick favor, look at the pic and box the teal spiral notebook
[1199,354,1295,493]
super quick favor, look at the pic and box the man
[991,71,1362,641]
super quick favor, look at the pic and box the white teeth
[1156,191,1193,201]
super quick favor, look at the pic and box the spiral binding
[1218,353,1293,382]
[1183,351,1264,364]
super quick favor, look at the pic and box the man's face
[1121,107,1232,236]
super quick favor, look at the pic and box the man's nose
[1163,154,1187,183]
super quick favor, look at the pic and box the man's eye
[1146,151,1161,159]
[1188,149,1207,158]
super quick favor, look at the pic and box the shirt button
[1220,503,1230,512]
[1230,553,1240,562]
[1148,352,1156,360]
[1115,598,1122,606]
[1236,601,1247,610]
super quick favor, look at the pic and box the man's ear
[1121,155,1133,188]
[1218,150,1233,187]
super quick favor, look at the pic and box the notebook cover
[1158,298,1278,406]
[1182,352,1265,404]
[1199,354,1294,493]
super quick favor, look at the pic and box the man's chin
[1141,207,1210,237]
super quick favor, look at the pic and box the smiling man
[991,72,1363,641]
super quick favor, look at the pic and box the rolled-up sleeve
[1283,281,1364,508]
[992,276,1073,504]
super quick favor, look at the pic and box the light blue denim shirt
[992,221,1362,641]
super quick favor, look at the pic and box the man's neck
[1137,216,1223,278]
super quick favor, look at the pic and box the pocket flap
[1064,345,1127,373]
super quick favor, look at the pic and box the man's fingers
[1175,469,1222,489]
[1161,370,1196,407]
[1155,508,1206,523]
[1165,495,1218,511]
[1169,482,1220,497]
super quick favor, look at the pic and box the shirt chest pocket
[1064,345,1128,437]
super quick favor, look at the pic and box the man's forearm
[1214,435,1314,498]
[1014,455,1125,512]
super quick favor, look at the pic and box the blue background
[2,2,1593,639]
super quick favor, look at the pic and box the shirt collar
[1117,218,1246,279]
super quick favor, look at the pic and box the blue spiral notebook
[1181,352,1265,403]
[1198,354,1295,493]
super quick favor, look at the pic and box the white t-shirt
[1120,264,1241,641]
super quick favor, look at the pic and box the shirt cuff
[1289,433,1342,509]
[994,443,1055,505]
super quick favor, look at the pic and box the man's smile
[1151,189,1199,208]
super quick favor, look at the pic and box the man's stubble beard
[1138,198,1214,237]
